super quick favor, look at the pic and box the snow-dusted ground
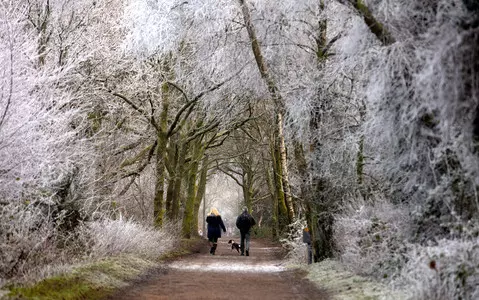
[168,239,286,273]
[169,260,285,273]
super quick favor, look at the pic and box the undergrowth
[3,236,206,300]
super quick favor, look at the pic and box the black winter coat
[206,214,226,239]
[236,212,256,234]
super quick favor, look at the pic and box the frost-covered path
[109,238,328,300]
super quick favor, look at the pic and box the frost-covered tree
[2,0,479,297]
[0,0,129,280]
[321,0,479,297]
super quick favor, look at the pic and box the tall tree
[237,0,296,224]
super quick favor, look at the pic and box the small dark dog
[228,239,241,253]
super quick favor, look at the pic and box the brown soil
[109,238,329,300]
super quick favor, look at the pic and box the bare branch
[166,81,189,102]
[217,165,244,187]
[337,0,395,45]
[110,92,146,116]
[0,45,13,130]
[186,120,221,143]
[167,63,248,137]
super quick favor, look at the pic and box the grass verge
[2,237,207,300]
[304,259,406,300]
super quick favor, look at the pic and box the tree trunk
[272,139,289,230]
[165,136,178,219]
[37,0,51,67]
[241,165,254,211]
[193,153,208,235]
[238,0,295,224]
[237,0,281,101]
[357,100,367,196]
[356,136,365,185]
[294,140,322,262]
[202,191,207,237]
[153,138,166,227]
[153,83,170,227]
[265,164,278,239]
[347,0,395,45]
[182,140,203,237]
[277,112,295,223]
[165,177,175,219]
[171,137,187,220]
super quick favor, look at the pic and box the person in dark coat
[206,207,226,255]
[236,206,256,256]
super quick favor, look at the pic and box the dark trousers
[240,231,251,254]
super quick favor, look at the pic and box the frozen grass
[395,237,479,300]
[5,255,158,300]
[1,219,196,299]
[2,237,206,300]
[333,198,479,299]
[1,216,177,292]
[305,259,406,300]
[88,217,176,260]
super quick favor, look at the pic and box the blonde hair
[210,207,220,216]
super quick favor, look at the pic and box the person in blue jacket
[206,207,226,255]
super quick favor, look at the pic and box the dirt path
[109,238,329,300]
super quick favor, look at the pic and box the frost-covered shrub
[0,202,59,281]
[0,198,91,285]
[359,0,479,240]
[334,199,411,280]
[0,210,176,287]
[395,235,479,300]
[280,218,309,265]
[87,218,175,259]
